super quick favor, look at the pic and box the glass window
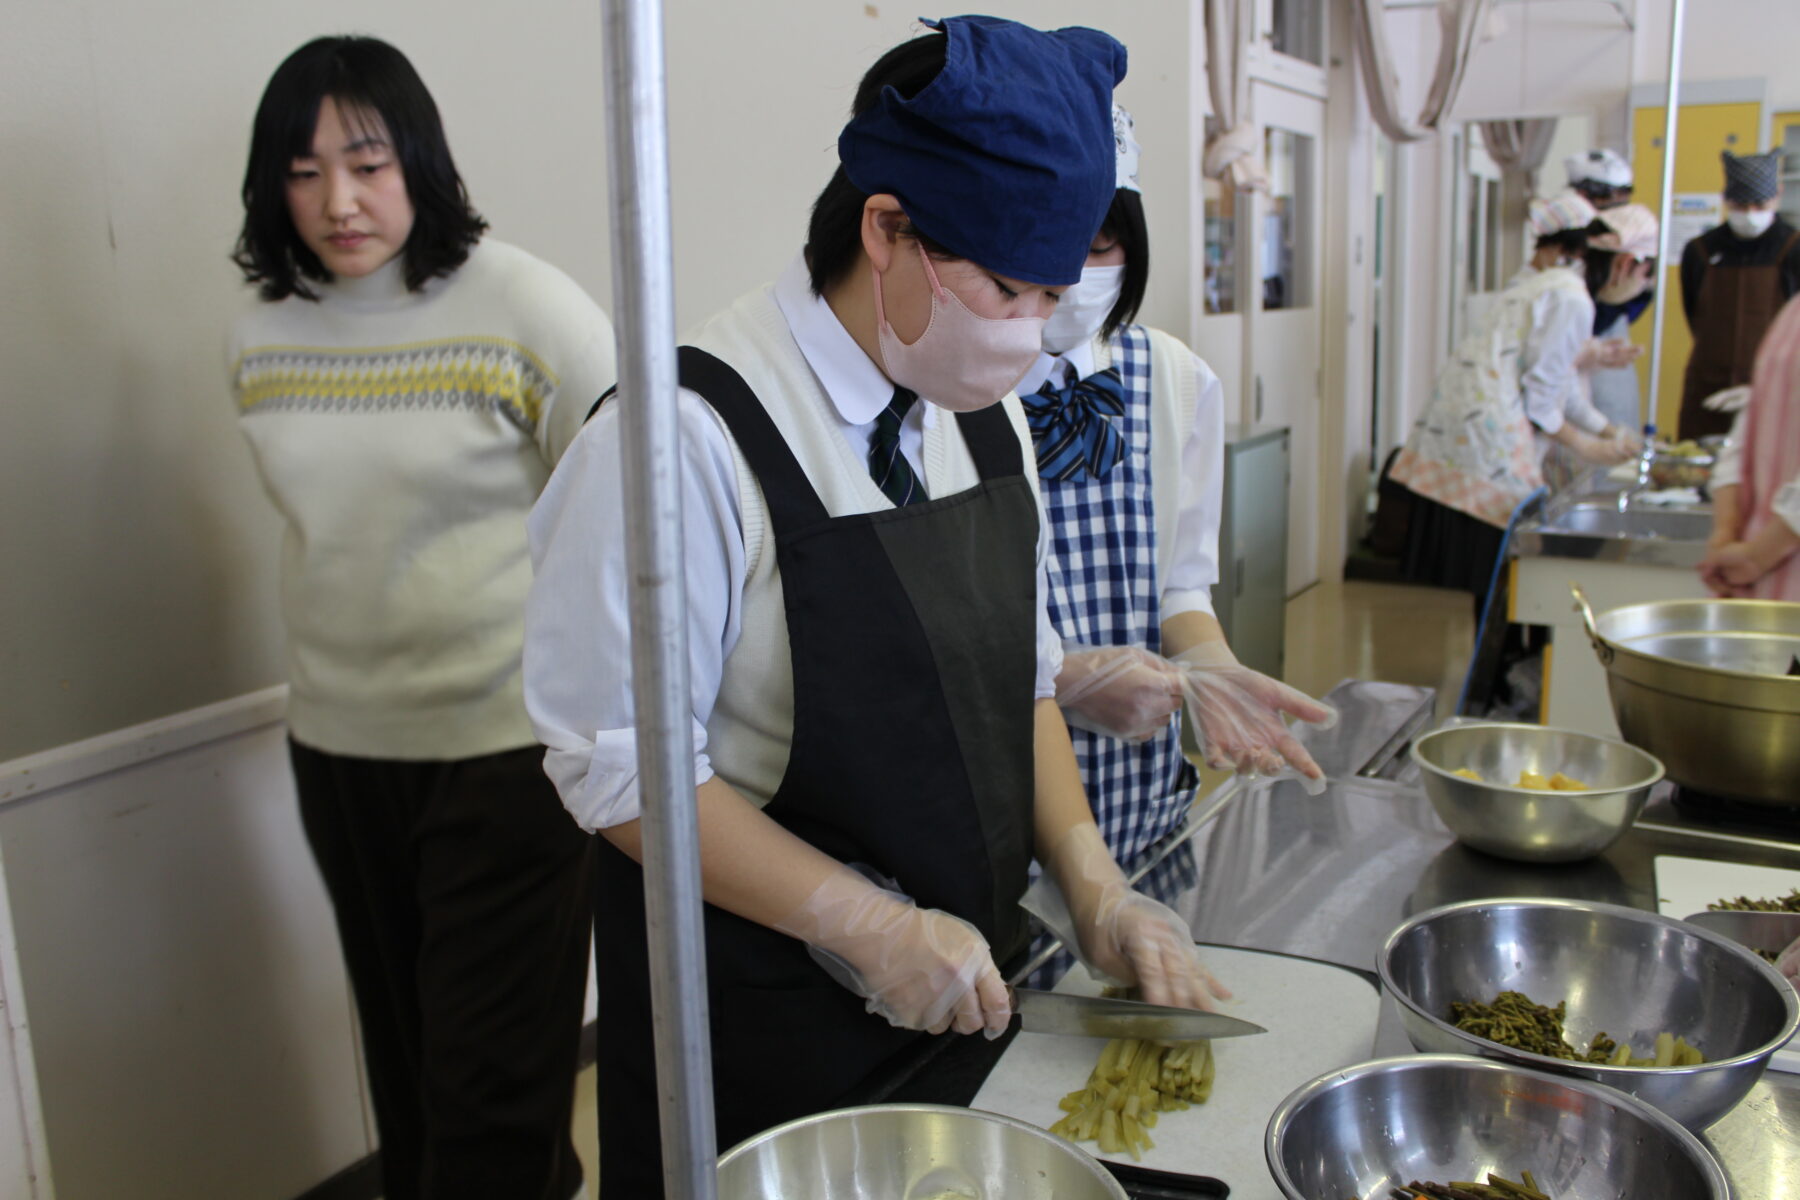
[1204,117,1238,315]
[1270,0,1324,66]
[1262,127,1313,310]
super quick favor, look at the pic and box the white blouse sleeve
[1520,288,1593,434]
[1159,354,1227,620]
[523,389,744,831]
[1711,409,1747,490]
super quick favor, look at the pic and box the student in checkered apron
[1016,107,1334,988]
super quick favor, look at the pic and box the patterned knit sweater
[229,239,615,759]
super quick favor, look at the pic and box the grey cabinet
[1214,425,1290,678]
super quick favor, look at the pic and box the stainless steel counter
[1156,745,1800,1200]
[1513,464,1714,569]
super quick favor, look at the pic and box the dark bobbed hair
[805,33,952,295]
[232,35,487,301]
[1534,218,1610,261]
[1096,188,1149,342]
[1572,178,1632,210]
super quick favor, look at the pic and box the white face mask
[1041,264,1126,355]
[1727,209,1776,239]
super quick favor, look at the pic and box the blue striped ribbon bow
[1021,366,1128,482]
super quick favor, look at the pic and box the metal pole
[599,1,719,1196]
[1645,0,1687,433]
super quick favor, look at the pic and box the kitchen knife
[1684,910,1800,956]
[1010,986,1266,1041]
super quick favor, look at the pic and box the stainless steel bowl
[1265,1054,1729,1200]
[1410,723,1662,863]
[1577,591,1800,808]
[1378,898,1799,1129]
[716,1103,1129,1199]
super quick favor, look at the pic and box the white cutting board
[971,946,1380,1196]
[1654,855,1800,1074]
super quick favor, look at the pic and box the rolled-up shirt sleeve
[1521,287,1593,434]
[1160,354,1226,620]
[524,388,744,831]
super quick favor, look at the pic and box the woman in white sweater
[227,36,611,1200]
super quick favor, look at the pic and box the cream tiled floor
[566,577,1475,1192]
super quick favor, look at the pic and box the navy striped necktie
[868,386,922,506]
[1022,366,1127,482]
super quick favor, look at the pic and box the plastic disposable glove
[1702,385,1751,414]
[1595,253,1654,306]
[1575,338,1642,371]
[1605,424,1646,456]
[1057,643,1185,742]
[1022,823,1230,1011]
[1172,643,1337,794]
[773,863,1011,1038]
[1778,935,1800,997]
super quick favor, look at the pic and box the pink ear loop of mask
[871,238,948,347]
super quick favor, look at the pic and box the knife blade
[1009,986,1266,1041]
[1684,910,1800,956]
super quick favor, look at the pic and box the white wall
[0,0,1203,765]
[1632,0,1800,137]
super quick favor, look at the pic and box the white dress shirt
[1514,266,1608,436]
[1015,335,1226,618]
[525,256,1063,830]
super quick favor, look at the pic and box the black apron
[1680,230,1800,439]
[592,347,1039,1195]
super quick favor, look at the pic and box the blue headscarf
[838,15,1128,287]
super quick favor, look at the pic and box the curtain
[1478,118,1560,195]
[1349,0,1493,144]
[1202,0,1268,190]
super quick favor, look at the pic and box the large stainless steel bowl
[1577,591,1800,808]
[1411,722,1662,862]
[716,1104,1129,1199]
[1377,898,1798,1129]
[1265,1054,1729,1200]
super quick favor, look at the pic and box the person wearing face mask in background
[1567,149,1658,433]
[1678,149,1800,439]
[523,19,1226,1195]
[1013,106,1334,903]
[1392,192,1639,614]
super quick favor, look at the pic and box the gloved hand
[1172,643,1337,794]
[1778,935,1800,996]
[1702,385,1752,413]
[1575,338,1642,371]
[1023,823,1230,1011]
[1057,643,1185,742]
[1596,253,1654,306]
[773,864,1011,1038]
[1604,423,1646,456]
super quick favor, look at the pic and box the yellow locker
[1629,101,1762,432]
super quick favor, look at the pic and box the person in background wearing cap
[1699,292,1800,602]
[1678,148,1800,439]
[1012,104,1334,918]
[1568,149,1658,431]
[1391,192,1638,616]
[523,19,1222,1194]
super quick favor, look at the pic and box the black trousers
[289,739,594,1200]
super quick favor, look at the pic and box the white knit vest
[687,286,1040,807]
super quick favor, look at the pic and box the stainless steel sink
[1542,504,1715,541]
[1513,497,1714,568]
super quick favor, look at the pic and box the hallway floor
[565,577,1476,1188]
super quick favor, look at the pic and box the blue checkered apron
[1041,325,1197,868]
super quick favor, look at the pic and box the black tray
[1102,1158,1230,1198]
